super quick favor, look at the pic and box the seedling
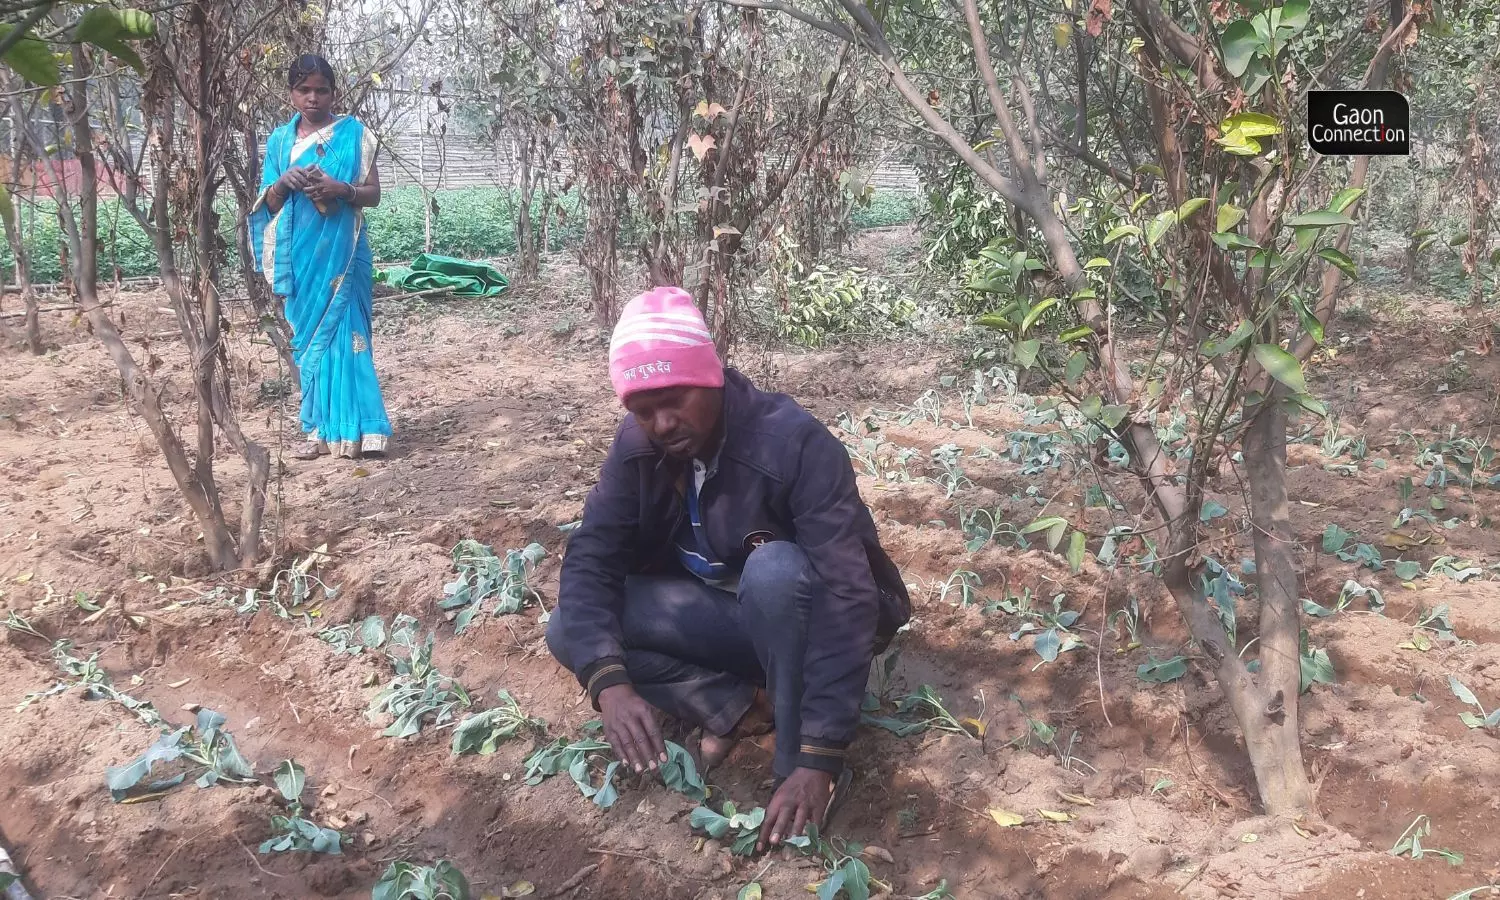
[237,546,337,622]
[862,685,977,739]
[1005,429,1070,475]
[524,727,706,808]
[1298,631,1335,693]
[956,506,1026,552]
[451,690,545,755]
[1007,695,1095,774]
[372,860,472,900]
[1108,598,1143,650]
[1447,676,1500,729]
[106,708,256,802]
[260,760,345,855]
[316,614,391,656]
[933,569,983,607]
[690,801,773,856]
[929,443,973,498]
[1389,815,1464,866]
[442,540,547,633]
[366,628,472,739]
[3,611,45,640]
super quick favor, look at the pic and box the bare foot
[697,688,775,771]
[290,440,326,460]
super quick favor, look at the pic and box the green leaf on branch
[1064,351,1087,386]
[1221,20,1259,77]
[1292,295,1324,344]
[1212,232,1260,251]
[1020,297,1060,334]
[1202,319,1254,358]
[1058,325,1094,343]
[1328,187,1367,214]
[1022,516,1069,552]
[1318,248,1358,279]
[1285,210,1356,229]
[1084,257,1111,269]
[0,24,61,86]
[1099,405,1129,430]
[1013,339,1041,369]
[1216,203,1246,232]
[1221,112,1282,138]
[1253,344,1307,393]
[1104,224,1140,244]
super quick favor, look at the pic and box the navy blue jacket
[555,367,911,767]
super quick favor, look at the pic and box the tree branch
[716,0,855,42]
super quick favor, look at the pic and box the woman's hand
[304,167,353,204]
[275,166,313,195]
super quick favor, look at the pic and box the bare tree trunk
[52,46,239,568]
[516,135,539,282]
[1,211,41,354]
[1239,391,1315,812]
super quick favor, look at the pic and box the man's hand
[759,767,834,852]
[597,684,667,774]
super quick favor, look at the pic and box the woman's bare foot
[290,440,326,460]
[698,688,775,771]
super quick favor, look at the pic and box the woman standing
[251,54,392,460]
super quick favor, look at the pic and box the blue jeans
[547,541,815,778]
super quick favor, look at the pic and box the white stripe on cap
[610,331,704,351]
[610,322,713,350]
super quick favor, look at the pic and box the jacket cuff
[795,737,848,774]
[581,656,632,710]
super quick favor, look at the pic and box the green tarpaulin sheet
[375,253,510,298]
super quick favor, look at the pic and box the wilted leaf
[503,880,537,898]
[1037,809,1075,822]
[1137,655,1188,683]
[1200,500,1230,521]
[1448,675,1481,708]
[1065,530,1086,574]
[687,133,717,161]
[274,759,306,803]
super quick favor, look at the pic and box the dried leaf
[1037,809,1075,822]
[168,678,192,688]
[860,845,895,864]
[503,881,537,898]
[687,133,717,161]
[1240,832,1259,843]
[1057,790,1095,806]
[14,572,32,584]
[986,807,1025,827]
[960,716,987,737]
[352,467,371,477]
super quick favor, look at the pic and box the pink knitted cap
[609,286,725,403]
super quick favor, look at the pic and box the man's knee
[544,605,573,670]
[740,541,810,618]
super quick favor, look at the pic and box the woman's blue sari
[250,114,391,456]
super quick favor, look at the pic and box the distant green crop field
[1,186,918,283]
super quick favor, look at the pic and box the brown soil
[3,250,1500,900]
